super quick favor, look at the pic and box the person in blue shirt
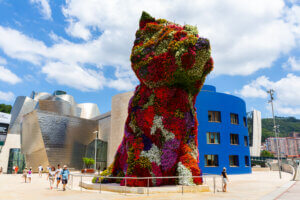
[60,165,70,191]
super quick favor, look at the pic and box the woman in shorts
[27,167,32,183]
[48,166,56,190]
[23,167,28,183]
[221,167,229,192]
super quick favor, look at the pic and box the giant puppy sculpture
[109,12,213,187]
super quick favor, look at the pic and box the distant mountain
[261,116,300,142]
[0,104,12,114]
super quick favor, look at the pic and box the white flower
[140,144,161,166]
[177,162,195,186]
[150,115,175,141]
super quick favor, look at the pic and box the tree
[0,104,12,114]
[82,157,95,168]
[260,150,274,158]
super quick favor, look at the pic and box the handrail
[68,173,221,196]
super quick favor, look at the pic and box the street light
[267,89,281,179]
[93,130,99,171]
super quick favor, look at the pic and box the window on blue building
[245,156,249,166]
[243,117,247,127]
[230,113,239,124]
[229,155,239,167]
[230,134,239,145]
[206,132,220,144]
[208,111,221,122]
[205,155,219,167]
[244,136,248,146]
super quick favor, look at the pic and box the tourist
[221,167,229,192]
[27,167,32,183]
[0,166,2,174]
[60,165,70,191]
[38,164,43,177]
[23,167,28,183]
[12,165,15,174]
[48,166,56,190]
[15,165,19,174]
[55,164,62,188]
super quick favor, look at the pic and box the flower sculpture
[104,11,213,187]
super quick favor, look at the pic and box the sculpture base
[80,181,210,194]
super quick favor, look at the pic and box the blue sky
[0,0,299,118]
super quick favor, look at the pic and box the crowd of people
[21,164,70,191]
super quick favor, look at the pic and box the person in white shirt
[38,164,43,177]
[55,164,62,188]
[47,166,56,190]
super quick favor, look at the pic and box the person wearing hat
[221,167,229,192]
[60,165,70,191]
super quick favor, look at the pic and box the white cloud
[0,0,300,91]
[30,0,52,20]
[0,56,7,65]
[42,62,106,91]
[62,0,300,76]
[284,57,300,71]
[0,91,14,102]
[238,74,300,115]
[0,66,22,84]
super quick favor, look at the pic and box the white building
[248,109,262,157]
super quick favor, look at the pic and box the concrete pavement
[0,171,294,200]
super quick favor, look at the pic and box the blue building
[196,85,251,174]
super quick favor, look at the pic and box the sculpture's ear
[139,11,155,29]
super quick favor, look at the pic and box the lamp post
[267,89,281,179]
[93,131,99,171]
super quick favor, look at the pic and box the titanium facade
[21,110,98,171]
[0,90,102,173]
[196,85,251,174]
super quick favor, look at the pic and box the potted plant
[82,157,95,173]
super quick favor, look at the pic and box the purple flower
[161,139,180,171]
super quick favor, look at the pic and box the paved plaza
[0,171,296,200]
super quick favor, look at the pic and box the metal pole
[99,175,102,193]
[267,89,282,179]
[147,178,149,196]
[213,176,216,193]
[81,175,82,192]
[94,131,98,171]
[125,178,127,195]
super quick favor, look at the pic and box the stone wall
[107,91,133,166]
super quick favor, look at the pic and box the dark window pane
[230,113,239,124]
[230,134,239,145]
[208,111,221,122]
[229,155,239,167]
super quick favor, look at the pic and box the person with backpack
[60,165,70,191]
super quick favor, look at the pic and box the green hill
[0,104,12,114]
[261,116,300,142]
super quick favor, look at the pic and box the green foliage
[0,104,12,114]
[140,11,155,22]
[251,160,266,167]
[82,157,95,168]
[260,150,274,158]
[262,116,300,142]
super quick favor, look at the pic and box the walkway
[0,171,293,200]
[276,181,300,200]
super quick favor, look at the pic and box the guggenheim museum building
[0,86,253,174]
